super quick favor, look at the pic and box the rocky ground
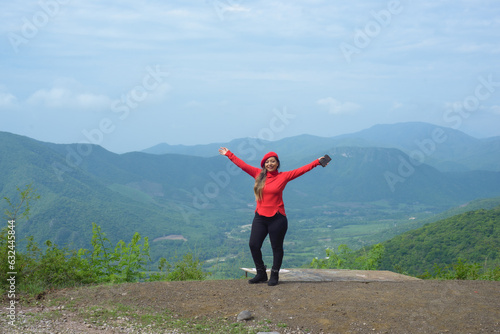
[2,279,500,334]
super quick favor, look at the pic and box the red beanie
[261,151,279,167]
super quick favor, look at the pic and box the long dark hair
[253,168,267,201]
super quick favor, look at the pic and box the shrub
[310,244,385,270]
[148,253,208,282]
[88,223,151,283]
[420,258,500,281]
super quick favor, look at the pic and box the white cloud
[444,102,500,116]
[391,101,403,111]
[142,83,172,105]
[317,97,360,115]
[488,105,500,115]
[444,101,462,110]
[27,87,111,110]
[0,92,17,109]
[226,5,250,13]
[75,93,112,109]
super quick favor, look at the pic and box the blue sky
[1,0,499,153]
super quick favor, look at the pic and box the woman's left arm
[283,157,326,181]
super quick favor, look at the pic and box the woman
[218,147,329,286]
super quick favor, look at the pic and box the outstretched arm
[283,155,330,181]
[219,147,260,178]
[283,159,321,181]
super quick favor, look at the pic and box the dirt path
[2,279,500,333]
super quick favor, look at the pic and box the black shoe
[268,269,279,286]
[248,267,268,284]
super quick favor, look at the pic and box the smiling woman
[218,146,330,286]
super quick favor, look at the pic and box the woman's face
[265,157,279,172]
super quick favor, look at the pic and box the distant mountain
[141,122,500,172]
[379,204,500,276]
[337,122,500,172]
[1,126,500,273]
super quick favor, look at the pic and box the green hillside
[2,130,500,278]
[380,205,500,276]
[0,132,214,258]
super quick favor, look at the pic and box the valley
[1,122,500,279]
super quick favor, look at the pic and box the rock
[236,310,253,321]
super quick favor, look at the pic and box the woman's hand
[218,147,229,155]
[319,156,330,166]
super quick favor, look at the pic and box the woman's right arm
[219,147,260,178]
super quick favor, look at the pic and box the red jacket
[225,150,321,217]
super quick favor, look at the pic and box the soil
[2,279,500,334]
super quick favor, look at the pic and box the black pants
[249,212,288,271]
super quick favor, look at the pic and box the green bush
[21,238,95,293]
[88,223,151,283]
[1,221,208,296]
[420,258,500,280]
[310,244,385,270]
[148,253,208,282]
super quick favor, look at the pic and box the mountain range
[1,121,500,274]
[143,122,500,172]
